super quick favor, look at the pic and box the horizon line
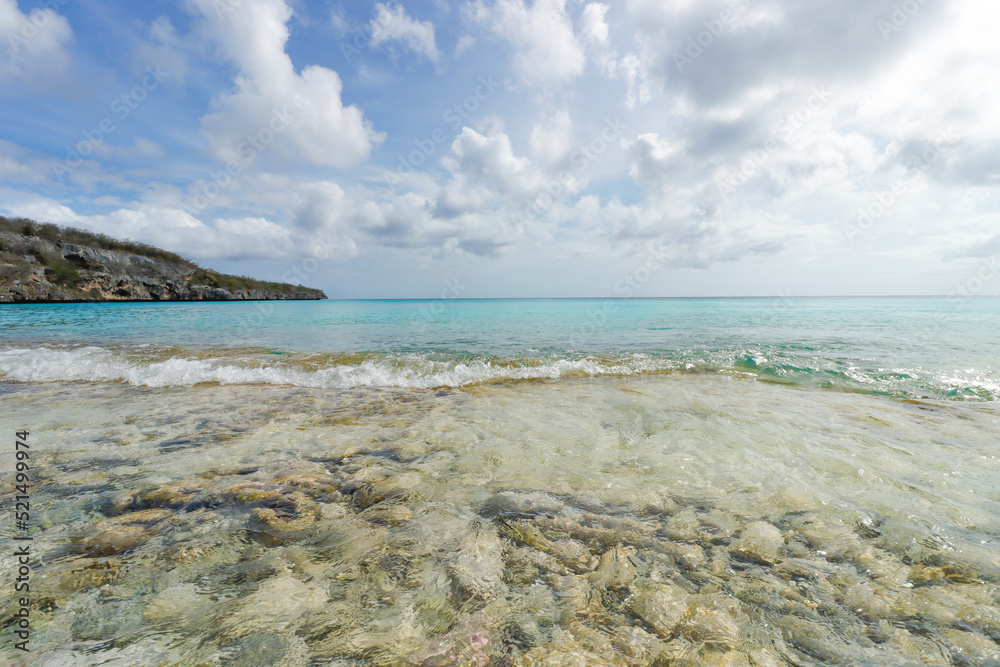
[323,294,996,300]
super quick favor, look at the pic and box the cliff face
[0,230,326,303]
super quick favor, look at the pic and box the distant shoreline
[0,216,326,303]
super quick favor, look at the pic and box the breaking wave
[1,343,997,401]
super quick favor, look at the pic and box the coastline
[2,297,999,664]
[0,223,326,303]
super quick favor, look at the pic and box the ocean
[2,297,999,665]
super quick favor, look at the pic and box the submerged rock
[679,594,741,650]
[142,583,214,628]
[940,629,1000,666]
[71,598,144,642]
[627,580,690,638]
[549,573,608,624]
[449,522,507,600]
[670,649,752,667]
[486,490,566,517]
[777,616,869,664]
[248,491,322,541]
[352,471,423,509]
[730,521,784,565]
[589,545,637,590]
[521,627,629,667]
[406,613,498,667]
[218,572,327,641]
[551,539,598,574]
[792,515,865,562]
[129,484,202,510]
[220,632,310,667]
[220,633,289,667]
[81,508,174,556]
[663,542,706,570]
[40,557,122,594]
[612,626,667,664]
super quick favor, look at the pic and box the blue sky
[1,0,998,297]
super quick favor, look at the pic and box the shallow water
[3,373,1000,665]
[1,298,999,400]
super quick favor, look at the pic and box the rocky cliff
[0,221,326,303]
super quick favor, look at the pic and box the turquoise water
[1,297,998,399]
[3,298,1000,665]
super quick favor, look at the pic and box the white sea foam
[2,344,996,399]
[0,345,674,389]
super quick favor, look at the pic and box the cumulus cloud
[529,108,575,168]
[628,133,681,183]
[619,53,650,109]
[467,0,585,86]
[0,0,73,86]
[628,0,947,107]
[190,0,383,169]
[4,194,354,262]
[437,123,547,216]
[579,3,609,46]
[370,3,441,63]
[5,0,1000,295]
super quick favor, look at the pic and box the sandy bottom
[2,374,1000,666]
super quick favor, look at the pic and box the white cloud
[627,133,680,183]
[0,196,80,224]
[370,3,441,63]
[529,109,575,168]
[468,0,585,86]
[6,0,1000,296]
[580,3,609,45]
[190,0,383,169]
[0,140,50,185]
[626,0,948,108]
[454,34,475,56]
[0,0,73,86]
[439,124,547,210]
[329,6,349,37]
[2,195,342,262]
[620,53,649,109]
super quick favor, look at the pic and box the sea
[1,297,999,665]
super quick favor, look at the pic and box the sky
[1,0,998,298]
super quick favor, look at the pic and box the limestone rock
[730,521,784,564]
[628,580,690,638]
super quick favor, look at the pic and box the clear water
[2,298,1000,665]
[0,297,998,399]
